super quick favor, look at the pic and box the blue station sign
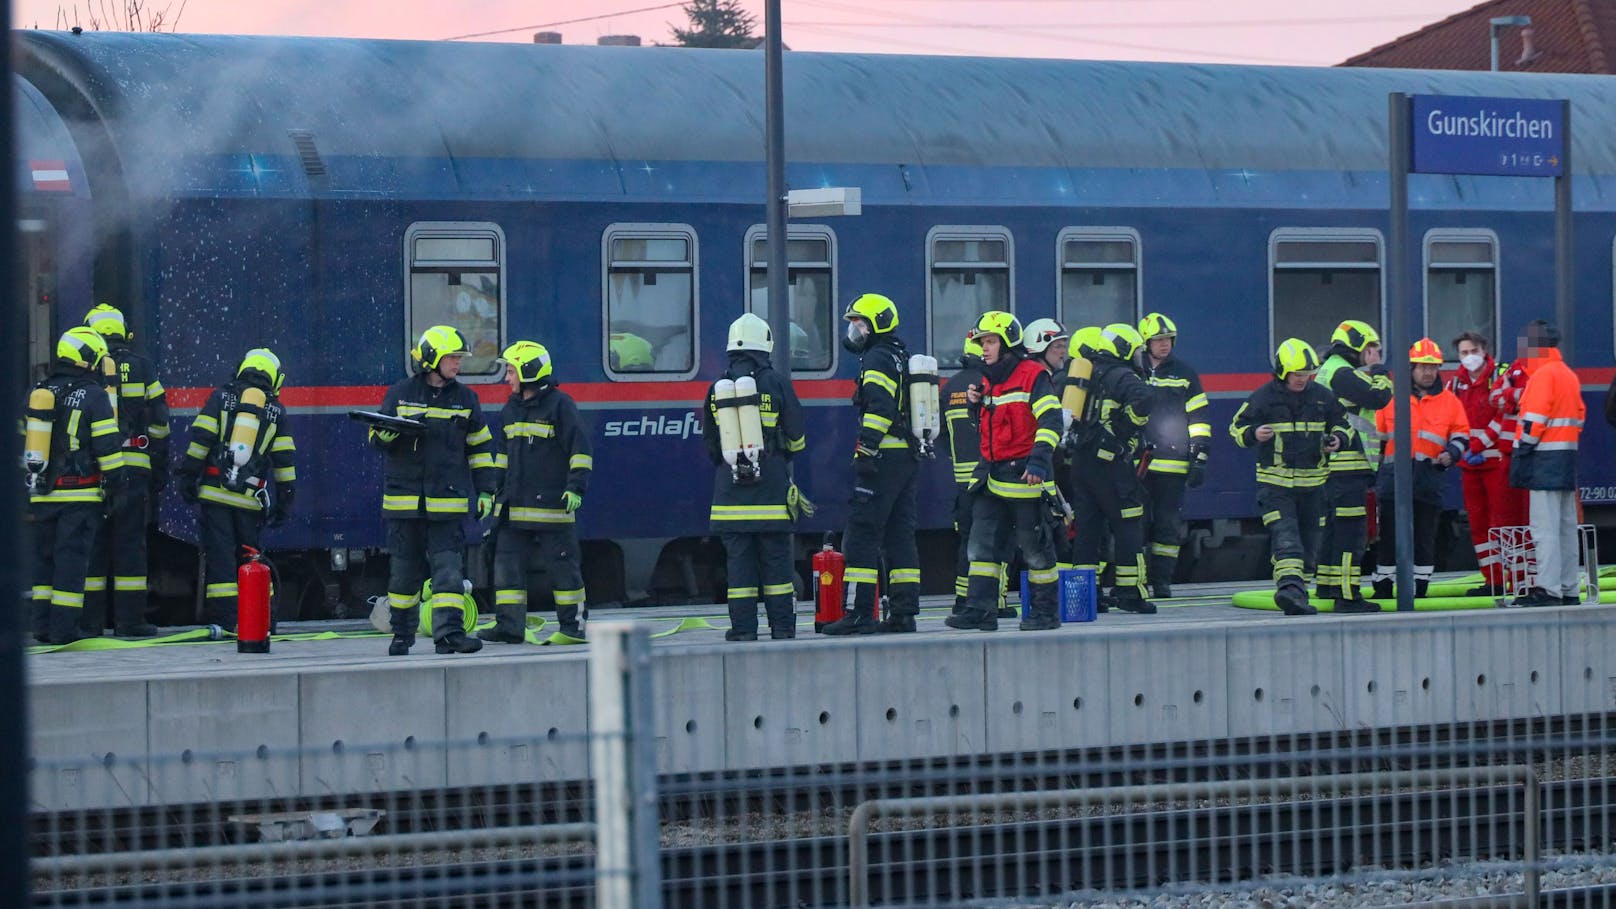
[1411,94,1565,177]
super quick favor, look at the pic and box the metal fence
[28,616,1616,908]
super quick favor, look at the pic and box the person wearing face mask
[1446,331,1524,597]
[821,293,921,635]
[1366,339,1470,600]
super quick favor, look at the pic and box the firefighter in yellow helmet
[822,293,923,634]
[1315,320,1392,613]
[24,327,128,644]
[940,330,1009,616]
[370,325,500,655]
[1135,312,1209,598]
[483,340,593,643]
[175,348,297,631]
[80,303,169,637]
[1229,339,1350,615]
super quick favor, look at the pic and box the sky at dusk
[14,0,1492,66]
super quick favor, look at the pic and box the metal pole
[1490,27,1500,71]
[763,0,791,379]
[591,623,661,909]
[2,4,35,904]
[1387,93,1416,612]
[1554,99,1573,363]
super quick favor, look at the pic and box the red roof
[1342,0,1616,73]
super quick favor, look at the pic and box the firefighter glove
[562,491,583,513]
[476,492,495,520]
[1463,452,1486,467]
[1023,456,1050,484]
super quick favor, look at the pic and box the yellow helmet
[1330,319,1380,353]
[238,347,285,392]
[843,293,899,334]
[961,332,985,362]
[609,332,654,370]
[413,325,469,371]
[1072,326,1107,358]
[1409,337,1443,364]
[973,311,1024,349]
[57,325,109,370]
[1024,317,1068,355]
[1100,323,1144,361]
[1138,312,1177,341]
[1274,338,1321,379]
[502,340,553,383]
[84,303,129,341]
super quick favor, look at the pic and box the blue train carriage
[14,31,1616,618]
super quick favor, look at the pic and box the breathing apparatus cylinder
[237,547,272,653]
[733,374,764,479]
[713,378,742,472]
[908,354,940,453]
[226,386,267,487]
[100,356,120,425]
[23,388,55,485]
[1061,355,1094,428]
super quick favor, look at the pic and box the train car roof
[15,30,1616,198]
[14,76,88,198]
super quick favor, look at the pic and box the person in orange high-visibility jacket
[1367,338,1469,600]
[1508,320,1587,607]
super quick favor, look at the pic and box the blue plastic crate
[1019,568,1098,624]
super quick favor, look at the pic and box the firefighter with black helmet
[822,293,921,635]
[1230,339,1350,616]
[1135,312,1209,598]
[81,303,169,637]
[704,313,807,641]
[944,312,1065,632]
[484,340,592,644]
[1067,323,1156,613]
[24,327,128,644]
[1315,320,1392,613]
[370,325,499,655]
[175,348,297,631]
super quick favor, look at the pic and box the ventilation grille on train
[287,130,326,177]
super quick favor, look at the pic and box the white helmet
[727,312,774,353]
[1024,318,1069,355]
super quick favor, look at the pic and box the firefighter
[1315,320,1392,614]
[1366,339,1469,600]
[81,303,168,637]
[24,327,127,644]
[944,312,1063,631]
[1066,323,1156,613]
[483,340,592,644]
[1509,320,1586,606]
[941,332,1014,617]
[370,326,499,655]
[821,293,921,635]
[175,348,297,631]
[1447,331,1526,597]
[1024,317,1077,575]
[703,313,807,641]
[1135,312,1210,598]
[1230,339,1350,616]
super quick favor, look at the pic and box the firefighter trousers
[1070,453,1148,601]
[721,531,795,636]
[1257,484,1324,594]
[1462,463,1527,587]
[492,522,587,637]
[842,453,919,616]
[963,491,1058,620]
[85,478,152,634]
[201,502,264,631]
[1368,496,1439,597]
[1316,472,1371,600]
[952,486,1008,610]
[29,501,102,644]
[1142,471,1187,588]
[386,517,467,642]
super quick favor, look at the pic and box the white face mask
[1460,353,1485,372]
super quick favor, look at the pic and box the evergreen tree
[669,0,759,49]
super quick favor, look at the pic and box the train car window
[602,226,699,380]
[745,227,837,375]
[1057,228,1140,331]
[405,222,506,381]
[1424,233,1499,359]
[1269,231,1382,354]
[928,227,1013,368]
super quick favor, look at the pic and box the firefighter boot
[48,606,83,646]
[1018,604,1059,631]
[1274,583,1317,616]
[436,631,484,654]
[114,599,158,638]
[479,628,526,644]
[877,613,916,633]
[1314,585,1341,602]
[1114,592,1157,615]
[1414,579,1430,600]
[1371,579,1394,600]
[821,607,878,635]
[944,609,998,632]
[1333,597,1380,615]
[388,634,415,656]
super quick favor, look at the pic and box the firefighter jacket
[24,366,126,506]
[105,342,170,475]
[1069,353,1154,461]
[1510,348,1584,491]
[1230,379,1349,489]
[370,372,498,520]
[975,356,1062,500]
[1138,352,1210,476]
[1374,382,1468,504]
[180,376,296,512]
[941,358,986,488]
[495,382,592,527]
[1447,356,1508,470]
[1318,346,1392,475]
[853,335,913,456]
[703,350,806,531]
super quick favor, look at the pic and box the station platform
[28,578,1616,813]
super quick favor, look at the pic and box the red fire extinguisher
[812,534,845,633]
[237,546,272,653]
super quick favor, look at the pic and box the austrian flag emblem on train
[30,160,71,192]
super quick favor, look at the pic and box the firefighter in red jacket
[1510,320,1586,606]
[1447,331,1527,597]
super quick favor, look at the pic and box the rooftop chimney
[1516,27,1543,66]
[533,31,562,44]
[597,34,642,46]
